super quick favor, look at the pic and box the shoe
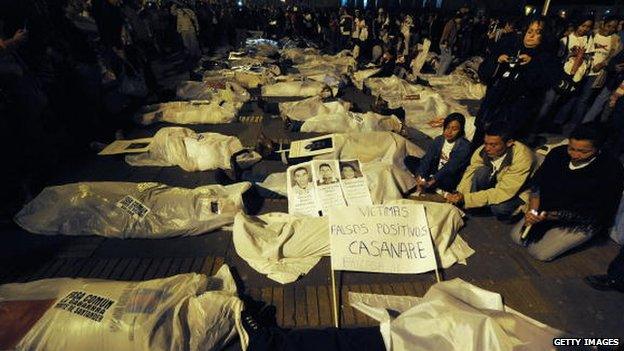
[584,275,624,293]
[241,309,264,338]
[255,132,276,158]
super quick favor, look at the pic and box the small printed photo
[304,137,333,152]
[339,161,363,180]
[316,162,339,185]
[290,165,313,191]
[125,142,150,150]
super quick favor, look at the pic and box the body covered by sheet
[261,79,330,98]
[0,267,244,351]
[233,200,472,284]
[279,96,351,121]
[300,111,402,134]
[420,57,486,100]
[138,100,239,125]
[15,181,250,238]
[125,127,259,172]
[176,80,250,103]
[349,278,562,351]
[365,76,475,140]
[203,65,280,89]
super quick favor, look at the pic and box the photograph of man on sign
[291,166,313,194]
[317,163,339,185]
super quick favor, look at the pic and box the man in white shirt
[171,3,201,62]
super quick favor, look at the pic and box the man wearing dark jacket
[510,123,624,261]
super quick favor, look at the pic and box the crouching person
[413,113,472,193]
[510,123,624,261]
[446,122,534,220]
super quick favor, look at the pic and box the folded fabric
[350,278,562,351]
[15,181,250,238]
[233,200,473,284]
[0,266,244,351]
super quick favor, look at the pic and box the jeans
[554,75,598,128]
[437,46,453,76]
[582,86,611,123]
[471,165,524,219]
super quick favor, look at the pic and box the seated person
[509,123,624,261]
[413,113,471,193]
[446,122,534,220]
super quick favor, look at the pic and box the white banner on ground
[328,204,437,274]
[98,138,152,155]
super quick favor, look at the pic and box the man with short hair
[317,163,338,185]
[447,122,534,220]
[510,123,624,261]
[292,167,312,194]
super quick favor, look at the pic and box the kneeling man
[510,123,624,261]
[447,122,534,220]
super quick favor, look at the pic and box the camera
[508,56,520,66]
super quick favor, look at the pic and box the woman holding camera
[473,18,561,150]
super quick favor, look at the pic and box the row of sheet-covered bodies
[0,266,562,351]
[6,41,564,351]
[142,44,484,141]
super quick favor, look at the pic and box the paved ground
[2,52,623,346]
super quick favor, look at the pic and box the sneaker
[584,275,624,293]
[241,309,264,338]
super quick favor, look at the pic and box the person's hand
[608,94,620,108]
[415,176,427,187]
[497,54,509,63]
[592,61,606,72]
[518,54,532,65]
[525,210,546,225]
[12,29,28,43]
[446,192,464,204]
[425,179,436,188]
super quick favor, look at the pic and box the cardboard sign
[329,204,437,274]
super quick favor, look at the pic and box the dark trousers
[249,327,385,351]
[471,165,524,219]
[608,246,624,287]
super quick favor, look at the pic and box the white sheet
[0,266,245,351]
[350,278,562,351]
[125,127,260,172]
[15,181,250,238]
